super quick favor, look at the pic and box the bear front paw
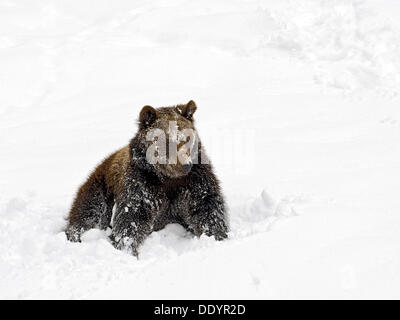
[204,223,228,241]
[65,225,83,242]
[189,214,228,241]
[110,234,140,257]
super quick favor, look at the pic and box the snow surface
[1,0,400,299]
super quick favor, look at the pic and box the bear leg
[109,201,154,257]
[177,177,229,241]
[66,177,113,242]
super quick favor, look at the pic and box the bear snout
[182,163,192,173]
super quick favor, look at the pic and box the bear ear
[177,100,197,120]
[139,105,157,129]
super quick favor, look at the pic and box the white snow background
[1,0,400,299]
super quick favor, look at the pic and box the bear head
[136,100,199,179]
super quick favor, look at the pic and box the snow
[1,0,400,299]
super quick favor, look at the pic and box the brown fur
[68,146,130,228]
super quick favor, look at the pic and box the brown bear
[65,100,228,256]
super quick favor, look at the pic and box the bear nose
[182,163,192,173]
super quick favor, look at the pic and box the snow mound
[229,189,301,239]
